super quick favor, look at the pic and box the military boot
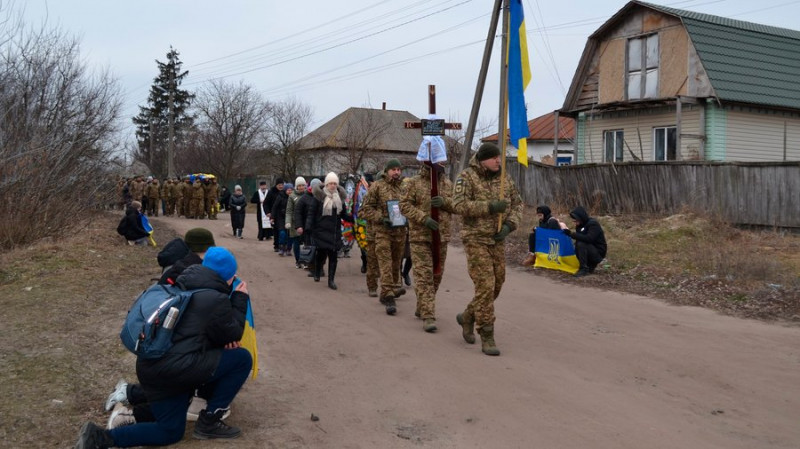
[422,318,437,333]
[380,293,397,315]
[456,310,476,344]
[478,325,500,356]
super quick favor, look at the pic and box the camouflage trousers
[175,197,184,216]
[147,197,159,216]
[463,242,506,329]
[205,198,217,219]
[365,239,379,291]
[375,229,406,298]
[410,241,448,319]
[166,198,176,216]
[189,198,204,218]
[182,198,192,217]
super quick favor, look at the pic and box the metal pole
[167,70,176,179]
[458,0,503,176]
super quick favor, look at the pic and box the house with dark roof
[295,106,462,176]
[482,111,575,165]
[561,0,800,163]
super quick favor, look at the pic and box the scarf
[322,187,342,216]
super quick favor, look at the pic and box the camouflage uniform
[205,179,219,219]
[181,178,192,217]
[399,164,454,327]
[359,174,406,305]
[146,179,160,216]
[164,180,175,216]
[452,154,522,352]
[174,179,184,216]
[189,179,205,219]
[361,187,380,295]
[130,178,145,204]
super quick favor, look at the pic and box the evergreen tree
[132,47,194,178]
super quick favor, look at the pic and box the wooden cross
[403,85,463,134]
[402,85,461,276]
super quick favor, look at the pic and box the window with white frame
[627,34,659,100]
[603,130,624,162]
[653,126,677,161]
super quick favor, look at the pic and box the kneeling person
[75,247,252,448]
[562,206,607,277]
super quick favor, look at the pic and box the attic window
[626,34,659,100]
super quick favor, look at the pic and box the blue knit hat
[283,183,294,191]
[202,247,238,281]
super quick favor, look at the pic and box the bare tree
[187,79,271,182]
[264,97,313,178]
[338,110,392,174]
[0,10,122,248]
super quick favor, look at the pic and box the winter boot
[393,287,407,298]
[327,261,338,290]
[522,252,535,266]
[313,264,321,282]
[422,318,437,333]
[478,325,500,356]
[456,310,476,344]
[193,409,241,440]
[74,422,114,449]
[380,293,397,315]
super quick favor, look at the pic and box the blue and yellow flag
[533,227,580,274]
[139,213,157,247]
[240,298,259,379]
[509,0,531,166]
[232,277,258,378]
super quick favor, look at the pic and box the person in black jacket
[75,247,252,448]
[116,201,149,245]
[294,178,323,277]
[522,205,564,266]
[270,183,292,256]
[159,228,216,285]
[562,206,607,277]
[263,178,284,250]
[219,186,231,212]
[228,185,247,239]
[307,173,350,289]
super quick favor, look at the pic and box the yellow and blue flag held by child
[534,227,580,274]
[139,213,157,247]
[233,277,259,378]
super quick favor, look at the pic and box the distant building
[295,106,462,176]
[482,111,575,165]
[561,0,800,163]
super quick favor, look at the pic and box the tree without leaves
[183,79,271,182]
[0,10,122,248]
[131,47,194,179]
[338,109,392,175]
[264,98,313,179]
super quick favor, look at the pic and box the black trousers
[575,241,603,270]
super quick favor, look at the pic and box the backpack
[120,283,210,359]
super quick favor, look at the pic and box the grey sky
[16,0,800,140]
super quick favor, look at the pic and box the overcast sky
[15,0,800,141]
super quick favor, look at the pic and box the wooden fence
[505,161,800,228]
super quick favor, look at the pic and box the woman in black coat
[306,173,350,289]
[116,201,149,244]
[228,185,247,239]
[271,185,292,256]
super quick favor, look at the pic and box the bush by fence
[506,161,800,228]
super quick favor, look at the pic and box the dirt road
[159,214,800,449]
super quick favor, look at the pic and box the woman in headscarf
[306,172,350,290]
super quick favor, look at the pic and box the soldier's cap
[476,143,501,161]
[384,159,402,172]
[185,228,216,253]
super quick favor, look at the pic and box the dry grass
[506,207,800,322]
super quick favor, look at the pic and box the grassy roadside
[505,208,800,322]
[0,212,180,447]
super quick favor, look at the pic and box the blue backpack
[120,283,210,359]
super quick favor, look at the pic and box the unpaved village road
[158,214,800,449]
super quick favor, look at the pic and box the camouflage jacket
[359,176,406,236]
[452,155,523,245]
[146,182,160,199]
[191,181,205,200]
[130,180,145,200]
[399,165,454,243]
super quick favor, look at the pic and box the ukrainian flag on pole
[509,0,531,166]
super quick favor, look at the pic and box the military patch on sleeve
[454,178,464,194]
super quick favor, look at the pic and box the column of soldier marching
[115,142,606,358]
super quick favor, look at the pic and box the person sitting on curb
[561,206,607,277]
[522,205,563,266]
[74,247,252,448]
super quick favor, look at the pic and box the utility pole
[167,69,176,179]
